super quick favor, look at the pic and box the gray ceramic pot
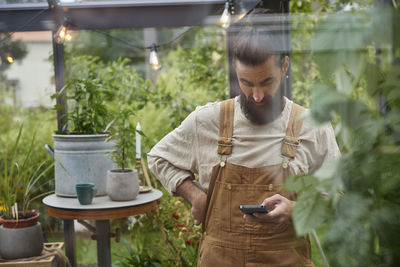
[107,169,139,201]
[0,223,43,259]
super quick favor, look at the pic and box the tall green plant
[106,108,138,171]
[0,125,54,219]
[52,70,113,134]
[285,5,400,266]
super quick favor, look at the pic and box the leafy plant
[106,108,138,171]
[0,124,54,219]
[114,237,164,267]
[152,26,229,130]
[52,70,113,134]
[285,5,400,266]
[124,186,201,267]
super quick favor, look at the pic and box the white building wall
[6,41,54,108]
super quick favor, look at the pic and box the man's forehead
[235,57,278,75]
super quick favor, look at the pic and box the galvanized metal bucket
[49,134,116,197]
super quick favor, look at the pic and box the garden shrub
[285,5,400,266]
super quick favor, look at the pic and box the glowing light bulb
[149,43,160,70]
[220,2,231,29]
[65,33,72,41]
[54,25,68,44]
[236,12,246,22]
[6,54,14,64]
[233,1,247,23]
[59,26,66,38]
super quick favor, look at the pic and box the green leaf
[312,12,371,78]
[314,159,340,181]
[284,174,318,192]
[364,63,383,96]
[335,68,352,95]
[292,190,331,236]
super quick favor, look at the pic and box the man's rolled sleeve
[147,111,198,195]
[309,123,341,174]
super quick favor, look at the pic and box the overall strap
[202,98,235,232]
[218,98,235,155]
[281,103,306,159]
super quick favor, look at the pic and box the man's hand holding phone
[241,194,295,225]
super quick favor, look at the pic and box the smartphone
[239,205,268,214]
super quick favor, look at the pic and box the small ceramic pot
[106,169,139,201]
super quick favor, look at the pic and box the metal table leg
[63,219,76,267]
[95,220,112,267]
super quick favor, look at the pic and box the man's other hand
[192,192,207,225]
[176,178,208,226]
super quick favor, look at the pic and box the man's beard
[239,87,284,125]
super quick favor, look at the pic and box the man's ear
[282,56,290,74]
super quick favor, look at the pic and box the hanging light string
[67,20,192,70]
[68,21,192,50]
[1,0,249,66]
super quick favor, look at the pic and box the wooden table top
[42,189,162,220]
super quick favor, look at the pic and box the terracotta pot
[0,211,39,229]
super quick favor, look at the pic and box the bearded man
[148,26,340,266]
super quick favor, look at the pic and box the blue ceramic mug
[76,183,97,205]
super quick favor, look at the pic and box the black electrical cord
[67,20,192,51]
[0,8,48,46]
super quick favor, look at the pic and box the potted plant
[0,125,54,259]
[105,107,139,201]
[50,70,116,197]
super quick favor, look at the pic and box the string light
[54,25,72,44]
[65,33,72,41]
[6,54,14,64]
[149,43,160,70]
[220,0,254,27]
[235,1,247,22]
[220,2,231,29]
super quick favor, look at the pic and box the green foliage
[285,5,400,266]
[106,109,137,171]
[115,237,164,267]
[124,185,201,267]
[290,0,375,107]
[0,124,54,219]
[152,26,228,130]
[100,57,152,112]
[52,73,112,134]
[54,55,151,135]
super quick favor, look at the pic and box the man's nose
[252,89,264,103]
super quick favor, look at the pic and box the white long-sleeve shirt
[148,96,340,195]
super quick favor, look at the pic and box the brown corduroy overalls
[198,99,313,267]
